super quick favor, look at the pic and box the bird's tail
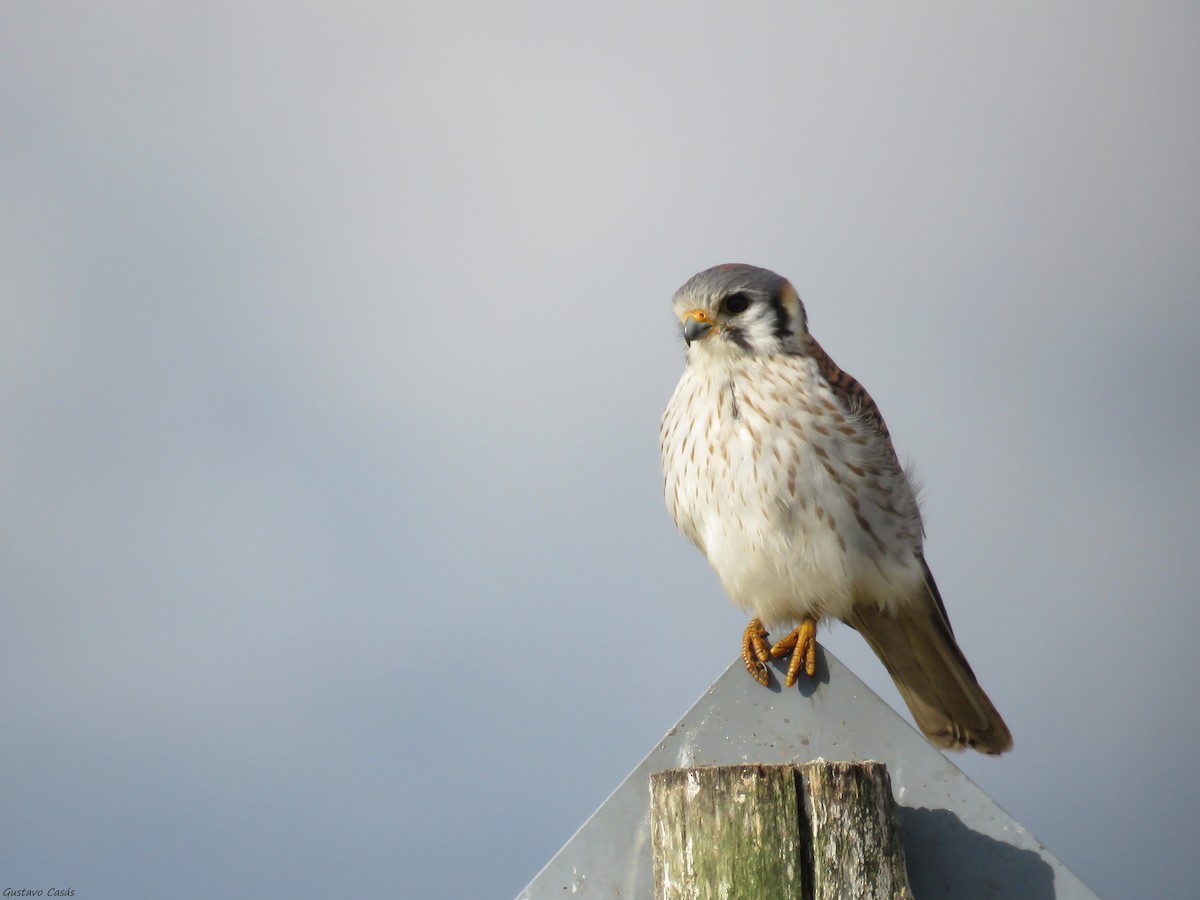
[845,581,1013,755]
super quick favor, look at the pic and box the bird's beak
[681,309,714,345]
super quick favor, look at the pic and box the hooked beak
[681,309,714,345]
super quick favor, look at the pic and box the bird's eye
[722,293,751,315]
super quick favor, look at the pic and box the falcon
[659,263,1012,754]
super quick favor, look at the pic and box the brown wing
[804,334,901,470]
[806,335,958,619]
[808,336,1011,752]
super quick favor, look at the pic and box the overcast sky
[2,4,1198,899]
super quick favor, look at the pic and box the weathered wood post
[650,761,912,900]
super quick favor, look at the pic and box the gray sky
[3,4,1198,898]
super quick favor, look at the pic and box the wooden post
[650,761,912,900]
[800,761,913,900]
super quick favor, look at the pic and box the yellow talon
[742,618,772,686]
[769,616,819,687]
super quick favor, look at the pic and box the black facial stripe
[725,324,752,350]
[768,293,793,341]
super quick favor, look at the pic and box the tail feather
[845,579,1013,755]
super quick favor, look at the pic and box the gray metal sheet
[517,649,1097,899]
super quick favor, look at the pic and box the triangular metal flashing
[518,649,1097,899]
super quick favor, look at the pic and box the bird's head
[671,263,808,359]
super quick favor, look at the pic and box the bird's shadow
[898,805,1057,899]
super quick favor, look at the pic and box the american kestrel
[660,264,1012,754]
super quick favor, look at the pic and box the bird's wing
[844,580,1014,754]
[804,334,901,470]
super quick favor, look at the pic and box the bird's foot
[768,616,820,687]
[742,618,773,686]
[742,616,819,687]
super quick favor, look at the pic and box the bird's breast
[661,356,925,623]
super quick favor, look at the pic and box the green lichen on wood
[651,765,805,899]
[651,762,912,900]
